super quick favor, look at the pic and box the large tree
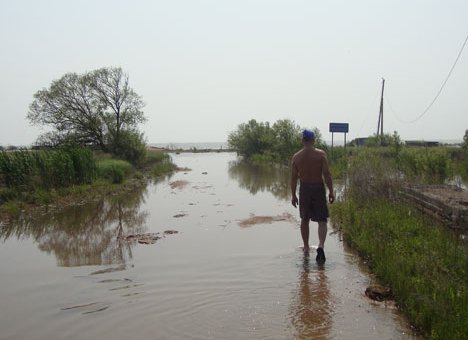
[28,67,146,152]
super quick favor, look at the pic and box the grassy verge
[331,199,468,339]
[0,149,176,220]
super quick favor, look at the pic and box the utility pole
[376,78,385,144]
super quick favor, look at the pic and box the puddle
[0,152,420,339]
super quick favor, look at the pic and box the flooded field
[0,152,419,339]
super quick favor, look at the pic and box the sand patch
[170,180,190,189]
[238,213,296,227]
[176,167,192,172]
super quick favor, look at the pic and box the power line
[385,94,409,124]
[389,33,468,124]
[356,90,381,135]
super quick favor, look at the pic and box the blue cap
[302,129,315,141]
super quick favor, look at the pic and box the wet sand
[0,152,419,339]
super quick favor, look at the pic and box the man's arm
[291,158,299,208]
[322,154,335,204]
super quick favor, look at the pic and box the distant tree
[91,67,146,154]
[365,132,401,148]
[310,127,327,150]
[228,119,275,159]
[463,129,468,151]
[272,119,302,161]
[228,118,326,163]
[27,67,146,159]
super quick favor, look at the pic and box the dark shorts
[299,182,329,222]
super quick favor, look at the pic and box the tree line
[228,119,325,164]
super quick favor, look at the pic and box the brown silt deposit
[170,180,190,189]
[238,212,296,227]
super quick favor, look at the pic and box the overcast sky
[1,0,467,145]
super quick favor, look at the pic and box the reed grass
[0,147,96,191]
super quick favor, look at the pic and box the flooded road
[0,152,419,339]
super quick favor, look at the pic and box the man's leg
[300,219,310,251]
[318,221,327,249]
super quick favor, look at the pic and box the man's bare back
[291,144,334,208]
[291,147,327,183]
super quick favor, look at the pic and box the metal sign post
[329,122,349,161]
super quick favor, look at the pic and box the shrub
[365,131,402,150]
[398,147,449,184]
[109,130,147,166]
[228,119,275,159]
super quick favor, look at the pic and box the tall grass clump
[0,149,36,190]
[447,146,468,183]
[96,158,133,184]
[0,146,96,192]
[346,148,401,201]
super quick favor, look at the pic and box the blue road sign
[329,122,349,133]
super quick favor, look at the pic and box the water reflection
[228,160,290,200]
[0,185,148,267]
[289,253,332,339]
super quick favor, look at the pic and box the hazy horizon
[1,0,467,146]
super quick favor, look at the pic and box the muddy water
[0,152,419,340]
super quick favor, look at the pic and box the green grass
[96,158,134,184]
[450,158,468,183]
[144,150,177,178]
[0,147,96,191]
[145,149,168,164]
[0,200,23,217]
[331,199,468,339]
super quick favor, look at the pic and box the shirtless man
[291,129,335,263]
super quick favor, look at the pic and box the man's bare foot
[303,246,310,253]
